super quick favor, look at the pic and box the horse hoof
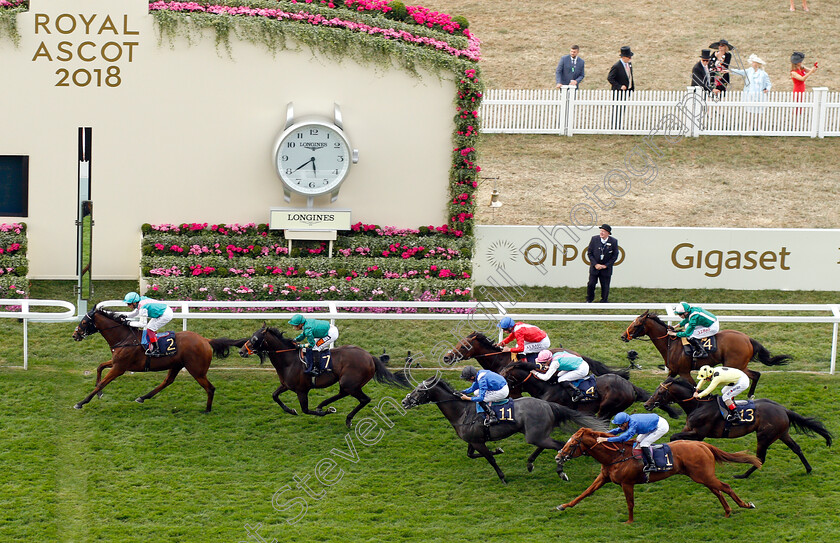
[135,397,145,404]
[496,448,504,454]
[747,502,756,509]
[527,463,534,472]
[560,472,570,482]
[73,403,83,410]
[556,504,567,512]
[96,392,104,400]
[327,407,337,414]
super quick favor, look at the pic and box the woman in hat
[790,51,818,94]
[709,39,733,93]
[730,54,772,125]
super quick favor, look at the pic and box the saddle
[485,399,515,424]
[144,331,176,362]
[632,444,674,475]
[716,396,756,425]
[299,348,333,375]
[681,335,717,358]
[569,375,598,401]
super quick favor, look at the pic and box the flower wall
[142,222,473,302]
[0,223,28,299]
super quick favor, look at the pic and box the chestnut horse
[644,376,833,478]
[621,310,791,397]
[555,427,759,523]
[501,361,681,420]
[72,308,246,412]
[239,324,409,428]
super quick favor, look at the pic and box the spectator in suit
[586,224,619,303]
[607,46,634,128]
[690,49,719,97]
[555,45,585,88]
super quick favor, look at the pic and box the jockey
[459,365,510,426]
[669,301,720,358]
[123,291,173,356]
[532,349,590,402]
[497,316,550,363]
[693,365,750,422]
[597,412,670,473]
[289,314,338,375]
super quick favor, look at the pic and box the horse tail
[209,337,249,359]
[702,443,762,469]
[584,356,630,380]
[749,339,792,366]
[373,353,410,388]
[549,402,609,432]
[786,409,833,447]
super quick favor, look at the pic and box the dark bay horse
[401,377,606,483]
[239,324,408,428]
[501,361,681,420]
[621,310,791,397]
[444,331,630,380]
[644,376,833,478]
[556,427,759,523]
[72,308,246,412]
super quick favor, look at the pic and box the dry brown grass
[427,0,840,228]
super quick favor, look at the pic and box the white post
[812,87,829,138]
[831,322,837,375]
[328,301,338,326]
[181,301,189,331]
[23,317,28,371]
[565,85,576,137]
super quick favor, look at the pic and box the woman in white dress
[730,54,772,129]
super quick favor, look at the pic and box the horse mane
[95,307,129,325]
[646,313,671,329]
[265,326,295,347]
[424,377,456,394]
[469,331,501,351]
[507,361,538,373]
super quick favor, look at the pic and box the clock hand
[311,158,317,174]
[293,157,314,173]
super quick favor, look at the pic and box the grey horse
[402,377,606,483]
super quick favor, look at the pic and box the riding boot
[304,349,316,375]
[479,402,498,426]
[641,446,656,472]
[690,338,707,358]
[725,408,741,423]
[564,382,584,402]
[145,340,159,356]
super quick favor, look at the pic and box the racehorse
[239,323,409,428]
[644,376,833,478]
[501,361,681,420]
[72,308,247,412]
[621,310,791,397]
[555,427,759,523]
[401,377,606,483]
[443,331,630,380]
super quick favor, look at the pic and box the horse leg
[469,444,503,458]
[670,429,704,441]
[556,472,608,512]
[75,365,127,409]
[621,483,636,524]
[745,369,760,399]
[296,390,327,417]
[316,389,351,418]
[688,472,754,515]
[734,433,772,479]
[342,389,372,429]
[470,441,507,483]
[271,384,298,415]
[94,359,114,399]
[779,430,812,474]
[183,364,215,413]
[526,447,544,472]
[135,366,182,404]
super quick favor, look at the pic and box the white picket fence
[481,86,839,137]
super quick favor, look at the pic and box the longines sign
[269,208,351,230]
[474,226,840,290]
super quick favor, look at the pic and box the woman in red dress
[790,51,818,119]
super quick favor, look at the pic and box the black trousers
[586,266,612,302]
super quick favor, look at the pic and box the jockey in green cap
[123,291,173,356]
[668,301,719,358]
[289,314,338,375]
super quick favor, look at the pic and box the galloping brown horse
[72,308,246,412]
[239,324,409,428]
[555,427,760,523]
[621,310,791,397]
[644,376,833,478]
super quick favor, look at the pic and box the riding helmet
[498,316,515,330]
[123,292,141,304]
[676,301,690,314]
[536,350,553,363]
[288,314,306,326]
[697,365,714,380]
[611,412,630,425]
[460,365,478,381]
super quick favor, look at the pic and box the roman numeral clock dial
[273,103,359,203]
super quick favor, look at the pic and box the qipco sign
[522,242,625,268]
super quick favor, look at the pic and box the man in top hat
[586,224,619,303]
[708,39,733,93]
[607,46,634,128]
[691,49,719,95]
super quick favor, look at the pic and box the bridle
[74,311,139,348]
[624,315,672,342]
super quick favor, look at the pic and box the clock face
[274,122,351,195]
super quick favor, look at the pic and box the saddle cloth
[683,335,717,357]
[569,375,599,401]
[632,443,674,471]
[717,396,756,424]
[144,331,176,360]
[299,349,333,373]
[483,399,515,424]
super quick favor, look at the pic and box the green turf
[0,281,838,541]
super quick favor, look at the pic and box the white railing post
[559,85,570,136]
[181,301,189,331]
[813,87,829,138]
[831,305,839,375]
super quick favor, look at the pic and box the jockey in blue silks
[597,412,670,472]
[459,365,510,426]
